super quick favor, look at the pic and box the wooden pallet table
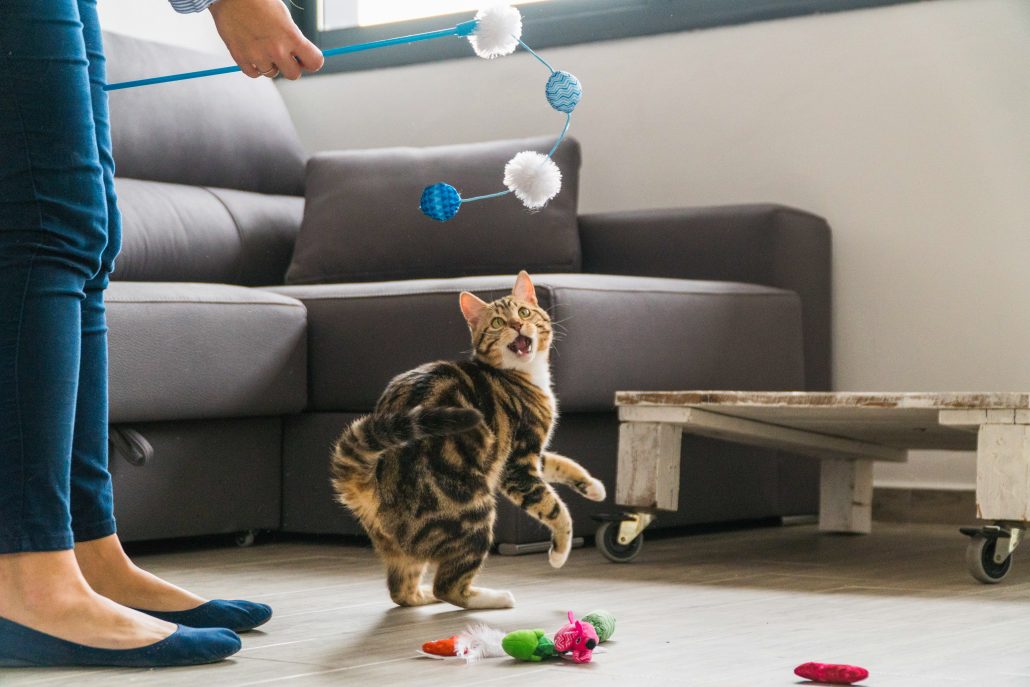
[602,391,1030,581]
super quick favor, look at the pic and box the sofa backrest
[103,32,306,196]
[103,32,306,286]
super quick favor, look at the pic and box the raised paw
[583,478,606,502]
[548,540,571,569]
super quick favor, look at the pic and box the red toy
[421,636,459,657]
[794,662,869,685]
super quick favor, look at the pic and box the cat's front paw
[549,541,571,569]
[583,478,606,502]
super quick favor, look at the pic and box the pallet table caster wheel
[966,534,1012,584]
[596,521,643,563]
[961,524,1023,584]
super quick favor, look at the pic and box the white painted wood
[820,458,874,533]
[976,424,1030,522]
[619,405,907,463]
[616,390,1030,410]
[615,422,681,510]
[988,409,1017,424]
[612,390,1030,531]
[938,409,989,427]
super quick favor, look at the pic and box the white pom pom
[504,151,562,209]
[468,5,522,59]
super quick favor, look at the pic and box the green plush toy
[501,629,558,662]
[581,610,616,643]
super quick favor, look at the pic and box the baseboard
[873,487,982,526]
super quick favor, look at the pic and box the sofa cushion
[112,178,304,286]
[265,273,805,414]
[285,136,582,285]
[106,282,307,423]
[103,32,306,196]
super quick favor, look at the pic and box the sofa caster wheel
[235,529,258,548]
[595,521,644,563]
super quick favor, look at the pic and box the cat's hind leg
[431,527,514,610]
[541,452,606,502]
[385,556,438,607]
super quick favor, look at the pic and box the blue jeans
[0,0,121,553]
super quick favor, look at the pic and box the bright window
[321,0,552,30]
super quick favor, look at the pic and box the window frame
[290,0,921,74]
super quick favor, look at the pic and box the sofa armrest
[578,204,831,390]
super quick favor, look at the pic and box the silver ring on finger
[260,65,279,77]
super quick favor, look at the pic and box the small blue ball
[420,183,461,222]
[545,71,582,113]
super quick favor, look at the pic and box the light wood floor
[4,522,1030,686]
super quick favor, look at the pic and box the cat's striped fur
[331,271,605,609]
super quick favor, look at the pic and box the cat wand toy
[104,5,582,222]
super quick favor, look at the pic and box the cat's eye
[490,317,505,328]
[518,307,531,318]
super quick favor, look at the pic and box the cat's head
[459,271,552,372]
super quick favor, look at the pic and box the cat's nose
[509,322,522,333]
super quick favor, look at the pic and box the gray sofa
[102,33,829,547]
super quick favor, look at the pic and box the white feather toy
[454,624,507,663]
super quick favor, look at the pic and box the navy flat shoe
[0,616,241,668]
[138,600,272,632]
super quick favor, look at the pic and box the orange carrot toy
[421,636,459,657]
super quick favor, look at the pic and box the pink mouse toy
[552,611,599,663]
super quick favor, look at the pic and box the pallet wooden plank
[618,406,907,463]
[976,424,1030,521]
[819,458,873,533]
[616,390,1030,410]
[615,422,681,511]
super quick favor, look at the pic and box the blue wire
[516,38,554,73]
[461,189,512,204]
[548,113,572,157]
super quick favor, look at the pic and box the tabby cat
[330,271,606,610]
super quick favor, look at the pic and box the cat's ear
[459,291,489,328]
[512,270,538,305]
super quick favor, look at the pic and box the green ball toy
[581,610,616,643]
[501,629,558,662]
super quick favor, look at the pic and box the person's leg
[67,0,270,633]
[0,0,239,663]
[67,0,204,613]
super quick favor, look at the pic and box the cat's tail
[331,406,483,485]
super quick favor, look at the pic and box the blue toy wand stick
[104,19,479,91]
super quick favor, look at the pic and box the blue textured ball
[545,70,582,113]
[420,183,461,221]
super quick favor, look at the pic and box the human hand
[208,0,324,80]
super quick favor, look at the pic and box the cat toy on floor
[503,610,614,664]
[794,662,870,685]
[104,5,581,223]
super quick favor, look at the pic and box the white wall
[98,0,225,53]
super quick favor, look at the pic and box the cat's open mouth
[508,335,534,356]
